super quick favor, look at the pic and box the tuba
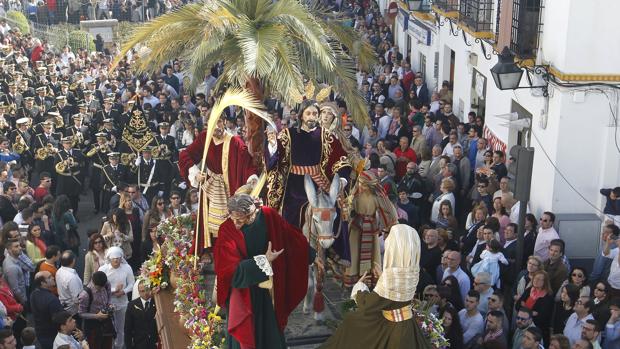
[12,134,29,154]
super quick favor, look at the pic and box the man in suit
[413,76,430,105]
[124,281,157,349]
[100,152,129,213]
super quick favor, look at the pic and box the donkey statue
[302,173,343,321]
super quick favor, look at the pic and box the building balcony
[509,0,543,59]
[459,0,495,34]
[432,0,459,18]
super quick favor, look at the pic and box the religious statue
[344,170,398,288]
[320,224,434,349]
[266,99,352,228]
[178,114,256,250]
[214,194,312,349]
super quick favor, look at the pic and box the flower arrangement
[413,300,450,349]
[140,213,225,349]
[138,248,169,290]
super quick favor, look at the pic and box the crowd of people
[2,0,187,26]
[0,0,612,349]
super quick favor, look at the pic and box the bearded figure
[266,99,351,228]
[178,114,257,250]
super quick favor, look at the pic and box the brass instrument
[53,115,64,129]
[12,134,29,154]
[120,152,136,166]
[152,144,170,159]
[35,143,59,160]
[55,156,75,173]
[72,132,84,148]
[0,116,8,131]
[86,143,109,157]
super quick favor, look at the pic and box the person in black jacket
[0,181,17,224]
[30,271,63,349]
[124,281,157,349]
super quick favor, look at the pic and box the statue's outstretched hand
[265,241,284,263]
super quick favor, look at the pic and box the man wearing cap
[86,133,112,213]
[133,146,163,204]
[16,96,41,124]
[1,82,21,113]
[34,86,52,112]
[101,152,129,213]
[49,95,74,127]
[151,122,176,196]
[65,114,89,151]
[10,117,32,149]
[93,97,120,132]
[55,136,84,212]
[83,90,100,114]
[32,120,61,183]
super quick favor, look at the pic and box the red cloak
[178,130,256,194]
[178,131,257,251]
[214,207,310,348]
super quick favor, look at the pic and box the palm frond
[320,19,377,71]
[264,37,304,106]
[112,3,204,69]
[270,0,336,71]
[235,22,281,77]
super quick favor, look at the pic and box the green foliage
[5,11,29,34]
[68,30,96,52]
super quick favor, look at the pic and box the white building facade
[379,0,620,257]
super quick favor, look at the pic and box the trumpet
[86,143,109,157]
[12,134,29,154]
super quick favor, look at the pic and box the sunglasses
[171,197,180,200]
[157,202,164,206]
[572,273,584,277]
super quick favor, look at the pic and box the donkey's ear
[304,174,318,207]
[328,174,340,205]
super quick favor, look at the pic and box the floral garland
[413,300,450,349]
[139,213,225,349]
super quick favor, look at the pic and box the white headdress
[373,224,421,302]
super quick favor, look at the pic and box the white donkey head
[304,174,340,249]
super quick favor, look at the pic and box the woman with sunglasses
[83,233,108,286]
[554,267,590,301]
[141,196,171,242]
[591,280,612,325]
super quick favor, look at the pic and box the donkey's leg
[303,265,314,314]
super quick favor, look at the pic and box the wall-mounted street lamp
[490,47,550,97]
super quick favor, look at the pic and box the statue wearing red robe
[178,130,256,249]
[214,206,310,349]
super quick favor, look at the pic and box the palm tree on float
[114,0,376,162]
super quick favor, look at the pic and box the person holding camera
[78,271,114,349]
